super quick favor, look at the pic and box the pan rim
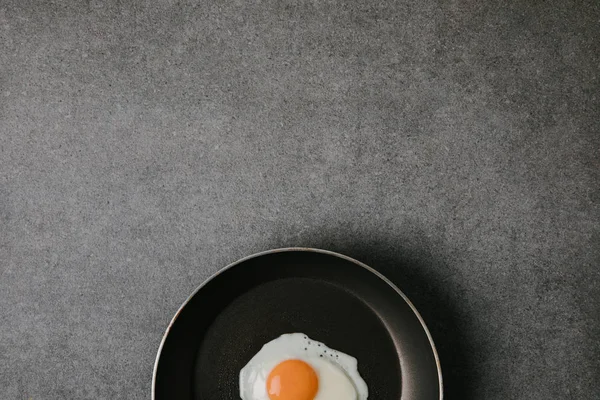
[151,247,443,400]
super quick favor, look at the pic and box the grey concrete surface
[1,0,598,399]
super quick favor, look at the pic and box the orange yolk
[266,359,319,400]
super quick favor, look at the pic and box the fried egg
[239,333,368,400]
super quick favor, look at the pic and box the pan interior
[194,278,401,399]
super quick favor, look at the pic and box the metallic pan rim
[151,247,443,400]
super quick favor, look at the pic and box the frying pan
[152,248,442,400]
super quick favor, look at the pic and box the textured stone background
[1,0,598,399]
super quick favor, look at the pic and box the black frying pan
[152,248,442,400]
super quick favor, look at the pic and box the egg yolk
[266,359,319,400]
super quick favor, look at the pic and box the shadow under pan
[153,249,442,400]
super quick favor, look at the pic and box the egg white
[239,333,368,400]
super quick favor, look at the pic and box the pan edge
[151,247,443,400]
